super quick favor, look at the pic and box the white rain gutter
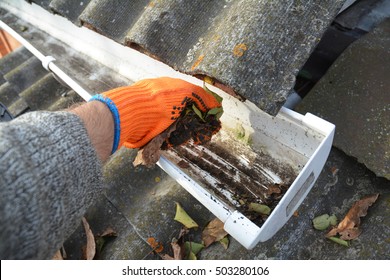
[0,20,91,101]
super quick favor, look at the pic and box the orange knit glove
[89,77,222,153]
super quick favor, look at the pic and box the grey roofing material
[296,19,390,180]
[5,56,48,92]
[49,0,92,26]
[0,8,133,116]
[0,46,31,75]
[23,0,345,115]
[0,49,79,116]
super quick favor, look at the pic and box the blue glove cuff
[89,94,120,154]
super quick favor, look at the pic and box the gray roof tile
[0,82,20,107]
[7,96,29,116]
[4,56,48,92]
[22,0,344,115]
[49,0,91,26]
[28,0,52,11]
[296,19,390,180]
[79,0,148,43]
[19,73,69,110]
[0,46,31,76]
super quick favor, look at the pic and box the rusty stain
[191,54,205,71]
[212,34,221,42]
[233,43,247,57]
[147,237,164,253]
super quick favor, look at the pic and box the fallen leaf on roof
[81,217,96,260]
[147,237,164,253]
[95,227,118,259]
[161,232,187,260]
[174,202,199,229]
[184,241,204,259]
[52,250,63,260]
[219,236,229,250]
[98,227,117,238]
[161,240,185,260]
[327,236,350,247]
[202,218,228,248]
[326,194,379,240]
[187,251,197,260]
[313,214,338,231]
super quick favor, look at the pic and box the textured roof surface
[0,8,389,260]
[0,46,76,116]
[297,19,390,180]
[26,0,344,115]
[0,8,133,117]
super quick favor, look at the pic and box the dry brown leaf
[202,218,228,247]
[327,194,379,240]
[98,227,117,238]
[171,241,184,260]
[81,217,96,260]
[52,250,63,260]
[133,122,177,167]
[95,227,118,259]
[147,237,164,253]
[161,240,185,260]
[161,254,175,260]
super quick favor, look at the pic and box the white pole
[0,20,92,101]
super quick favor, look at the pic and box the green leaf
[313,214,338,231]
[192,104,205,121]
[313,214,331,230]
[207,107,224,120]
[185,241,204,256]
[328,214,338,226]
[248,203,271,215]
[327,236,350,247]
[203,83,223,103]
[207,107,223,115]
[174,202,199,229]
[187,251,197,260]
[219,236,229,250]
[215,111,224,120]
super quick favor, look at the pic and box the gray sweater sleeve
[0,111,103,259]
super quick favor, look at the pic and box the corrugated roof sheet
[22,0,344,115]
[0,9,134,116]
[0,47,81,116]
[1,5,390,260]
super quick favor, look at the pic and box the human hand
[90,77,222,153]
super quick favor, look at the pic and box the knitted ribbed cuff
[89,94,120,154]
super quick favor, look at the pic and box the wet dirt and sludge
[163,129,299,227]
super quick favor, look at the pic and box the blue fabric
[89,94,120,154]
